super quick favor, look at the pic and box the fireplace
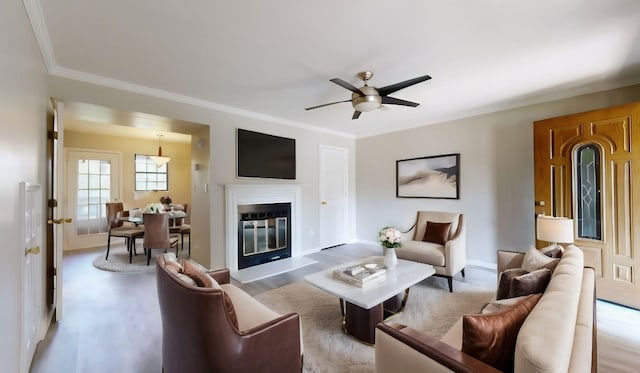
[237,203,291,269]
[225,184,301,272]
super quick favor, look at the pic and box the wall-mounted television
[237,129,296,180]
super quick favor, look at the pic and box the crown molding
[23,0,56,72]
[22,0,354,140]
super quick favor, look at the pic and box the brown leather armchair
[156,255,303,373]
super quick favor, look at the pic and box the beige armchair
[396,211,466,292]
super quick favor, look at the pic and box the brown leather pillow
[508,268,552,298]
[423,221,452,245]
[462,293,542,373]
[182,260,217,288]
[496,268,528,300]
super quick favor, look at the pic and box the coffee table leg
[343,301,383,345]
[383,288,411,318]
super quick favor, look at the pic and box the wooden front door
[534,101,640,309]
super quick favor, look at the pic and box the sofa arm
[208,268,231,284]
[497,250,525,273]
[375,323,501,373]
[444,227,466,276]
[237,312,303,372]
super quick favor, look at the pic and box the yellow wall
[64,130,192,211]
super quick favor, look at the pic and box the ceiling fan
[305,71,431,120]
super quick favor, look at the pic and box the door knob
[321,201,327,205]
[24,246,40,256]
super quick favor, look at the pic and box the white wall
[47,76,357,268]
[356,84,640,267]
[0,1,49,371]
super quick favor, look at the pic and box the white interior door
[65,150,121,250]
[319,145,349,248]
[20,182,43,373]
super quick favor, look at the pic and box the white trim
[225,184,301,272]
[22,0,57,72]
[467,259,497,271]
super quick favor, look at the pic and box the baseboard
[467,259,497,271]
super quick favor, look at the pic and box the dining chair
[170,203,191,256]
[143,213,180,265]
[105,202,145,261]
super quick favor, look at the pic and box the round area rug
[92,246,188,273]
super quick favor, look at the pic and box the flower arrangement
[378,227,403,248]
[144,203,165,214]
[160,196,173,205]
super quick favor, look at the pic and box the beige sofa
[396,211,466,292]
[375,245,596,373]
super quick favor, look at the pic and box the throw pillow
[462,293,542,373]
[521,246,556,272]
[496,268,528,300]
[481,295,531,314]
[540,244,563,258]
[182,260,219,288]
[508,268,552,298]
[423,221,452,245]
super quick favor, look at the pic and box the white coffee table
[304,256,435,344]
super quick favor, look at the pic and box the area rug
[255,278,495,372]
[92,246,189,273]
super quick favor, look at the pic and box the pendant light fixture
[149,134,171,168]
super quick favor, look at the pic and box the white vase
[384,247,398,269]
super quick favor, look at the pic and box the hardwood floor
[30,243,640,372]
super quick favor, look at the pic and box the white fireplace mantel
[225,184,301,271]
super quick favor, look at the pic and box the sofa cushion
[462,293,542,373]
[508,268,552,298]
[221,283,281,332]
[423,221,451,245]
[395,241,446,267]
[481,295,531,314]
[496,268,528,300]
[521,245,556,272]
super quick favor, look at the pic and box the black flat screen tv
[237,129,296,180]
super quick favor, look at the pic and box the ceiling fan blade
[330,78,365,95]
[352,111,361,120]
[381,96,420,107]
[305,99,352,111]
[377,74,431,96]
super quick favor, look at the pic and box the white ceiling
[27,0,640,139]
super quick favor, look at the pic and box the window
[135,154,168,191]
[575,144,601,240]
[76,158,111,235]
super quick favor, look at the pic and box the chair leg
[129,240,133,263]
[106,235,112,260]
[461,268,466,278]
[187,232,191,256]
[147,248,152,266]
[447,276,453,292]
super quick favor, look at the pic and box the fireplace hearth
[237,203,291,269]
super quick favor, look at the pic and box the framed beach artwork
[396,153,460,199]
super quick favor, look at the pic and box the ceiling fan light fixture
[352,87,381,112]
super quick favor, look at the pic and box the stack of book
[333,262,387,287]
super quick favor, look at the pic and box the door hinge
[48,199,58,208]
[48,130,58,140]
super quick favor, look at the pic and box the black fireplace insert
[237,202,291,269]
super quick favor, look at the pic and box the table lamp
[536,215,574,250]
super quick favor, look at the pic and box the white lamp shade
[149,155,171,168]
[536,216,574,243]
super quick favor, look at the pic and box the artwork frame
[396,153,460,199]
